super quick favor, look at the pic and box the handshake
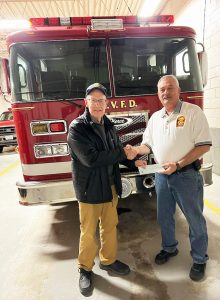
[123,144,138,160]
[123,144,148,168]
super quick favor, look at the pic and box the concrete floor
[1,147,220,300]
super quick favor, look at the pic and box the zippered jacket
[67,108,135,203]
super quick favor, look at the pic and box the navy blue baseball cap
[85,83,107,97]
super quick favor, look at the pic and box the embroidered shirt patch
[176,115,185,127]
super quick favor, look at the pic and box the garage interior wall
[0,95,10,112]
[175,0,220,175]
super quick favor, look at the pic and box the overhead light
[91,19,123,31]
[0,19,30,30]
[138,0,161,17]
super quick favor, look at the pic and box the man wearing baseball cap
[68,83,137,296]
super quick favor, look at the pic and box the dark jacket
[67,108,135,203]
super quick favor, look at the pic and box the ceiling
[0,0,187,57]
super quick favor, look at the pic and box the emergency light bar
[139,15,174,24]
[29,15,174,28]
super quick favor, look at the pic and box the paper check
[138,164,164,175]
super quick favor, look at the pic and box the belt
[175,159,201,173]
[177,163,195,173]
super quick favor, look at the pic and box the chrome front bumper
[17,163,213,205]
[17,179,76,205]
[16,173,155,205]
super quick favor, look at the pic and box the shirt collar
[161,100,182,118]
[90,115,104,125]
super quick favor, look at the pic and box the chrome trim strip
[22,161,71,175]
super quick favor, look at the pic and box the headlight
[52,144,69,155]
[34,143,69,158]
[34,144,52,158]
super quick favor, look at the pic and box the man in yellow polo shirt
[128,75,212,281]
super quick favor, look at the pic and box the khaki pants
[78,186,118,271]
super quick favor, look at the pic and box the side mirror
[0,57,11,95]
[197,43,208,87]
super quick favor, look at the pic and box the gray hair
[157,75,180,88]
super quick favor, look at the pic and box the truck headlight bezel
[34,143,69,158]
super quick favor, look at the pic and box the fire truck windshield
[111,37,203,96]
[10,39,110,102]
[10,37,202,102]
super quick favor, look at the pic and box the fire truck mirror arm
[0,57,11,95]
[197,43,208,87]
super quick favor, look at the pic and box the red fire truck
[3,15,211,205]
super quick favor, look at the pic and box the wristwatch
[175,162,181,171]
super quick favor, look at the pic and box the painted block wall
[175,0,220,174]
[0,95,10,114]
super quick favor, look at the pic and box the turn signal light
[50,122,65,132]
[31,120,67,135]
[31,123,48,134]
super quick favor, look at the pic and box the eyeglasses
[88,98,107,105]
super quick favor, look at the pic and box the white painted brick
[205,80,211,90]
[204,88,216,99]
[204,96,220,109]
[205,117,220,128]
[207,67,216,79]
[166,0,220,133]
[207,46,220,68]
[210,31,220,46]
[210,77,220,88]
[215,65,220,76]
[210,128,220,147]
[204,38,211,49]
[215,88,220,97]
[204,108,220,119]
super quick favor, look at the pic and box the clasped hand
[123,144,138,160]
[123,144,147,168]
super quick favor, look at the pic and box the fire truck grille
[0,126,16,134]
[108,112,148,147]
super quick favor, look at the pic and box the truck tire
[0,146,3,153]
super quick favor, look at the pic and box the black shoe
[99,260,130,275]
[155,249,179,265]
[79,268,93,296]
[189,263,206,281]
